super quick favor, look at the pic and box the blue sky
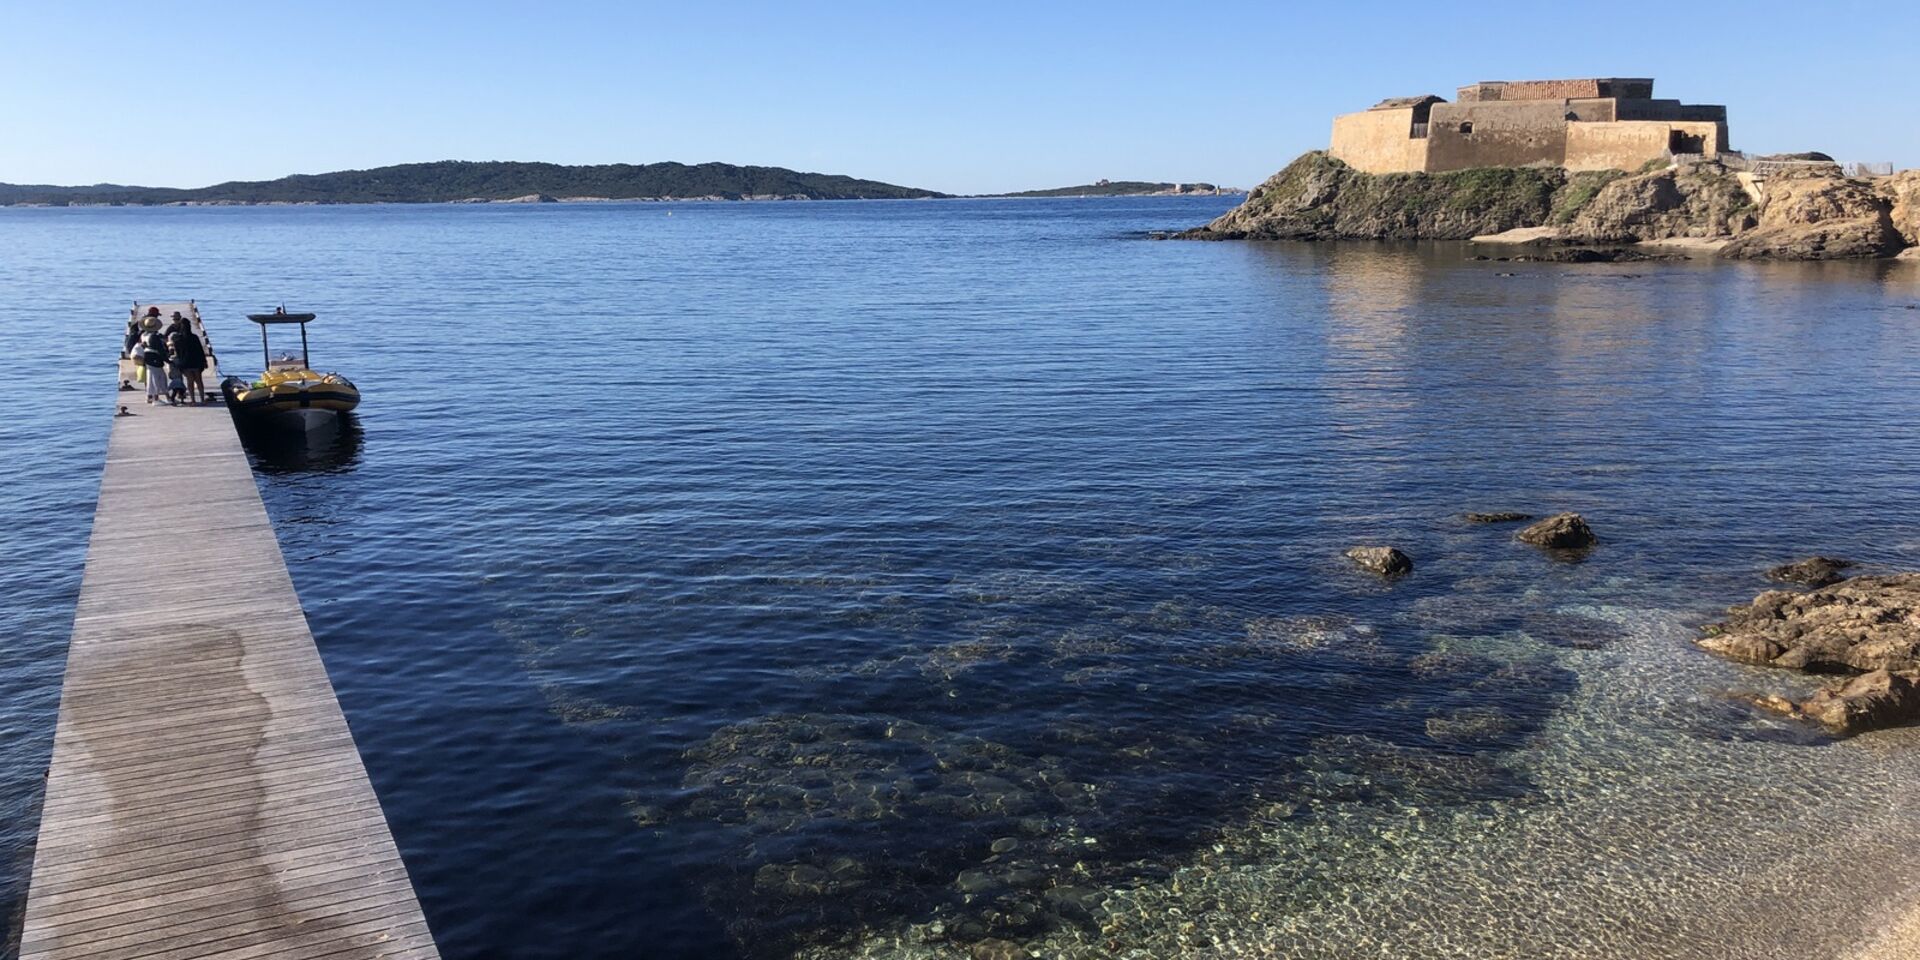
[3,1,1914,193]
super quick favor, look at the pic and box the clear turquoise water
[3,199,1920,959]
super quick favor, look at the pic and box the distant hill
[0,160,948,206]
[990,181,1243,198]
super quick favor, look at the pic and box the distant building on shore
[1329,77,1730,174]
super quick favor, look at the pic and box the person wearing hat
[139,315,170,404]
[127,307,164,384]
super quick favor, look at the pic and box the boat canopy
[245,309,319,369]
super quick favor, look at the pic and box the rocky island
[1182,76,1918,260]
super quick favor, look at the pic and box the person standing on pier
[138,319,169,405]
[168,316,209,405]
[162,314,186,404]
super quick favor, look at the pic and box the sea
[3,197,1920,959]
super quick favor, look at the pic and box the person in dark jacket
[162,314,186,403]
[168,318,209,405]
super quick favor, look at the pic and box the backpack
[142,332,167,366]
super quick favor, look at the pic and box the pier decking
[18,387,438,958]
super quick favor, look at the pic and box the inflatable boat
[221,309,360,431]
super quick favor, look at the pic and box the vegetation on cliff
[1186,152,1609,241]
[0,161,947,205]
[1566,164,1756,241]
[1548,171,1625,225]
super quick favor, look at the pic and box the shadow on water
[235,413,364,475]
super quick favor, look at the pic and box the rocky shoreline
[1179,151,1920,261]
[1340,512,1920,739]
[1700,570,1920,734]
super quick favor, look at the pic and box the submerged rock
[1523,611,1618,650]
[1424,706,1520,745]
[1290,733,1529,806]
[1765,556,1855,587]
[1515,513,1597,550]
[1345,546,1413,576]
[970,937,1033,960]
[1464,512,1534,524]
[1407,649,1501,681]
[1700,574,1920,673]
[1509,247,1662,263]
[1752,669,1920,736]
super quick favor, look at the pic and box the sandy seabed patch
[805,607,1920,960]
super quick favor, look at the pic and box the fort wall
[1459,78,1655,102]
[1328,108,1431,174]
[1565,120,1724,171]
[1325,77,1729,175]
[1425,101,1571,171]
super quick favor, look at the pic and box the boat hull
[222,375,359,431]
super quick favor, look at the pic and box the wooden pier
[18,378,439,958]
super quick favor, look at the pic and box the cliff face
[1566,164,1757,241]
[1722,171,1906,260]
[1878,170,1920,247]
[1189,151,1916,260]
[1189,152,1581,241]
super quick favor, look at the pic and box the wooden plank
[20,383,440,960]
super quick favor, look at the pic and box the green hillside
[0,160,947,205]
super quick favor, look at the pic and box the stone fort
[1329,77,1729,174]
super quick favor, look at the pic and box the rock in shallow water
[1424,706,1520,745]
[1700,574,1920,674]
[1345,546,1413,576]
[1800,670,1920,734]
[1464,512,1534,524]
[1751,669,1920,736]
[969,938,1032,960]
[1515,513,1597,549]
[1765,556,1855,587]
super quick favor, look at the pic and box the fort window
[1669,130,1705,154]
[1409,99,1434,139]
[1565,111,1579,121]
[1458,121,1474,135]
